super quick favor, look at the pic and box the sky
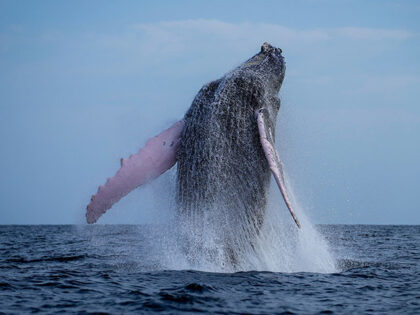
[0,0,419,224]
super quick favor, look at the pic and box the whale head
[241,42,286,95]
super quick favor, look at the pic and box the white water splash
[148,169,337,274]
[85,164,337,274]
[252,177,337,273]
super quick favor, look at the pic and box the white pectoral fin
[86,120,185,224]
[256,108,301,229]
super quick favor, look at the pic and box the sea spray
[164,175,337,273]
[83,167,337,273]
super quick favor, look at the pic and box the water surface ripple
[0,225,419,314]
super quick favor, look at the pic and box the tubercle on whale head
[261,42,281,54]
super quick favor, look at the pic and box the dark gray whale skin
[176,43,286,250]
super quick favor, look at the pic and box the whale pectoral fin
[86,120,185,224]
[256,108,301,228]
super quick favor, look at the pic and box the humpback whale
[86,43,300,259]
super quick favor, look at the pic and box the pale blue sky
[0,0,419,224]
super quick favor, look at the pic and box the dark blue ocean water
[0,225,419,314]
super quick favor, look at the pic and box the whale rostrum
[86,43,301,237]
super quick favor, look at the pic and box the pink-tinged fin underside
[86,120,185,224]
[256,108,301,229]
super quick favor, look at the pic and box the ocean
[0,225,419,314]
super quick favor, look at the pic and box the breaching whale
[86,43,300,253]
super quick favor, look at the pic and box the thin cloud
[132,19,331,47]
[337,27,413,40]
[131,19,414,49]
